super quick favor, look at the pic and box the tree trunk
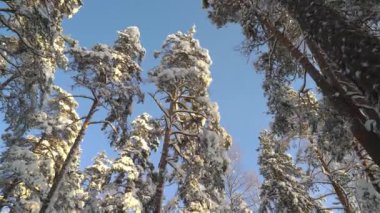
[153,101,176,213]
[310,139,355,213]
[277,0,380,108]
[354,142,380,194]
[306,38,380,136]
[258,14,380,167]
[39,100,98,213]
[306,39,380,168]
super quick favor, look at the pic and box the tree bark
[354,142,380,194]
[306,39,380,168]
[153,100,176,213]
[306,38,380,133]
[39,100,98,213]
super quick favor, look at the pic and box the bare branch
[149,92,170,119]
[313,192,336,200]
[167,160,185,176]
[172,143,191,164]
[172,109,207,118]
[171,131,198,137]
[0,8,15,13]
[0,73,18,90]
[89,120,118,135]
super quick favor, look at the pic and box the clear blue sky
[59,0,271,175]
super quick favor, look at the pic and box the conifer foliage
[0,0,379,212]
[258,131,321,213]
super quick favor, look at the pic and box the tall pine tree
[149,27,231,212]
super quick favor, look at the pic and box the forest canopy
[0,0,379,212]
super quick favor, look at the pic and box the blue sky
[60,0,271,175]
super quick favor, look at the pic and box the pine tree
[198,9,380,208]
[262,78,363,211]
[39,26,145,212]
[258,131,321,213]
[202,0,380,167]
[276,0,380,165]
[0,2,87,211]
[82,152,112,211]
[149,27,231,212]
[260,72,378,212]
[0,0,82,136]
[83,113,160,212]
[0,86,86,212]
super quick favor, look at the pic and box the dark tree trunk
[277,0,380,108]
[39,100,98,213]
[153,101,176,213]
[153,135,170,213]
[354,143,380,194]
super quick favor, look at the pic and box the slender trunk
[277,0,380,106]
[39,100,98,213]
[258,14,380,167]
[153,101,176,213]
[310,139,355,213]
